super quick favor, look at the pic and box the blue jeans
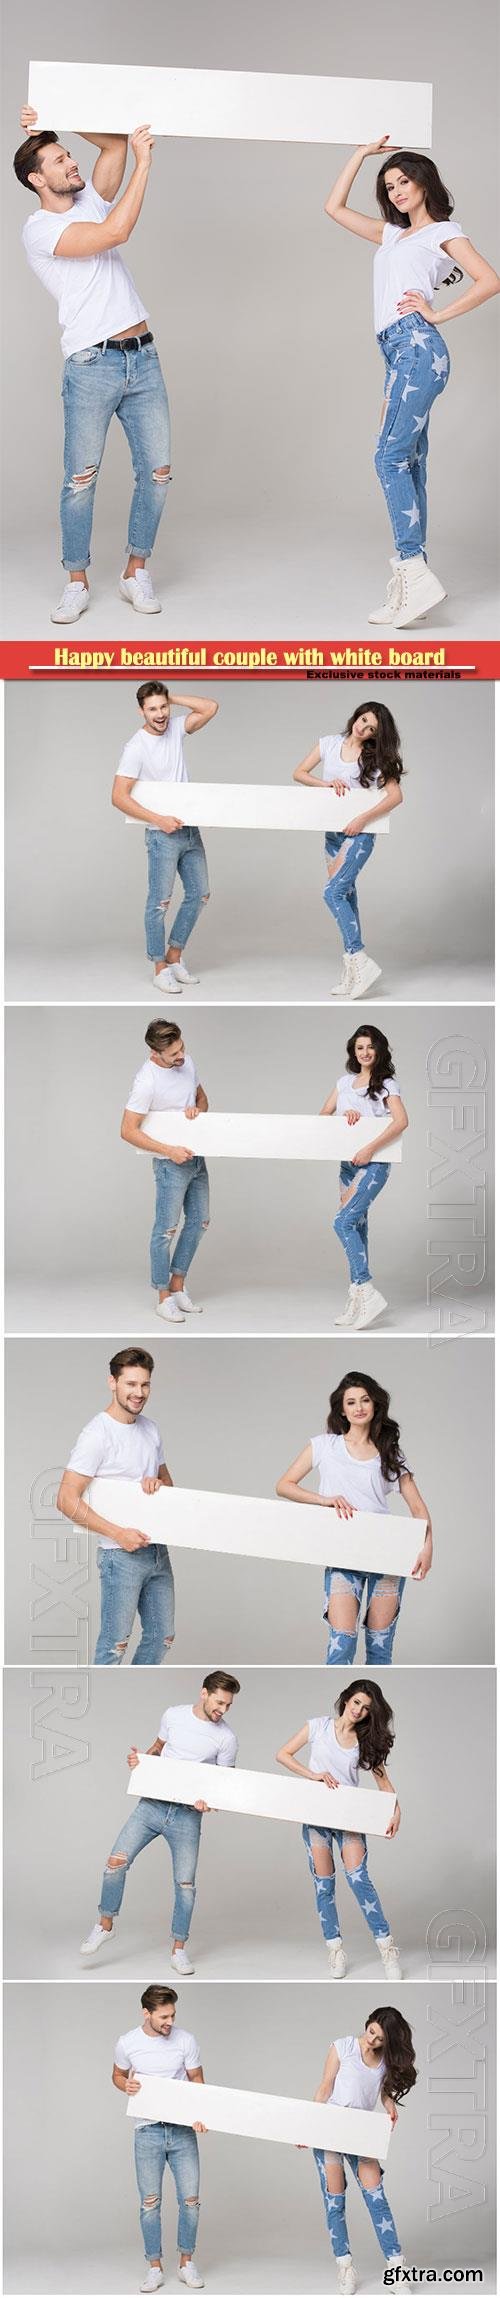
[134,2120,200,2263]
[99,1796,202,1941]
[333,1159,390,1283]
[145,826,209,960]
[374,315,450,559]
[323,1565,405,1667]
[60,340,171,569]
[151,1156,209,1290]
[324,832,375,954]
[303,1824,390,1943]
[314,2147,401,2263]
[94,1541,175,1665]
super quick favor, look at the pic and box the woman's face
[344,1689,372,1726]
[365,2021,386,2054]
[342,1383,375,1431]
[383,166,423,219]
[353,1033,377,1070]
[351,710,379,742]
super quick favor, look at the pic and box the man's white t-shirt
[114,2025,202,2120]
[328,2035,386,2111]
[67,1409,164,1551]
[373,218,464,335]
[158,1704,238,1767]
[310,1431,408,1513]
[116,716,189,786]
[126,1054,199,1116]
[335,1072,400,1120]
[307,1716,360,1788]
[319,736,362,791]
[22,182,148,357]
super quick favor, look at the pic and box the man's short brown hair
[13,131,59,190]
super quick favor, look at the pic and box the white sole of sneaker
[393,585,447,629]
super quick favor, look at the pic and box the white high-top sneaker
[349,1282,387,1330]
[349,952,382,999]
[334,1286,357,1327]
[367,558,402,624]
[328,1939,347,1978]
[376,1933,402,1979]
[336,2260,357,2296]
[392,554,446,627]
[330,954,353,998]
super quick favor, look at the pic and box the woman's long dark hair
[344,703,404,790]
[336,1679,394,1771]
[376,151,463,283]
[326,1369,407,1485]
[364,2006,417,2103]
[345,1025,395,1101]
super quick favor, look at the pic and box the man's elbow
[120,1115,132,1142]
[56,1478,68,1516]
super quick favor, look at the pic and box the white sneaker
[120,567,162,613]
[336,2260,357,2297]
[171,1944,195,1974]
[348,952,382,999]
[173,960,200,986]
[156,1298,186,1323]
[328,1939,347,1978]
[51,580,90,624]
[367,557,402,624]
[80,1920,114,1956]
[175,1289,203,1314]
[178,2265,204,2291]
[153,964,183,994]
[334,1286,357,1327]
[140,2270,164,2295]
[392,554,446,628]
[377,1933,402,1979]
[386,2260,406,2274]
[349,1282,387,1330]
[330,955,353,998]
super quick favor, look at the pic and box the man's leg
[97,1800,160,1930]
[134,2123,166,2271]
[94,1546,150,1665]
[169,1162,210,1294]
[145,828,181,974]
[164,1805,202,1950]
[151,1158,187,1302]
[167,2126,201,2269]
[116,346,171,578]
[60,350,119,583]
[164,832,210,967]
[132,1546,176,1665]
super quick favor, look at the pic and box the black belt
[94,329,154,352]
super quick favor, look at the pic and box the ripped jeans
[94,1540,175,1666]
[134,2120,200,2263]
[334,1158,390,1284]
[145,826,210,961]
[302,1824,391,1944]
[151,1155,210,1290]
[314,2146,401,2263]
[61,338,171,569]
[99,1796,202,1941]
[323,1565,405,1666]
[323,832,375,954]
[374,314,450,560]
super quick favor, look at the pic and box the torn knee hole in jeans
[152,465,171,483]
[164,1227,176,1239]
[106,1853,127,1870]
[70,466,98,490]
[143,2195,160,2210]
[185,2197,200,2208]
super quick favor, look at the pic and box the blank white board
[127,1753,396,1834]
[126,2075,391,2161]
[138,1109,401,1161]
[127,781,390,833]
[86,1477,422,1578]
[29,61,432,148]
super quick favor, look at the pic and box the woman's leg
[339,1831,391,1940]
[374,328,450,560]
[313,2150,351,2260]
[302,1825,341,1941]
[134,2122,166,2267]
[364,1573,405,1665]
[323,836,375,954]
[324,1566,363,1665]
[351,2155,402,2260]
[333,1164,390,1284]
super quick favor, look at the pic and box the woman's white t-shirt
[307,1715,360,1787]
[22,183,148,358]
[114,2025,201,2121]
[335,1072,400,1119]
[67,1410,164,1552]
[116,716,189,786]
[158,1704,238,1767]
[319,735,362,791]
[126,1054,199,1115]
[310,1431,407,1513]
[373,218,464,335]
[328,2035,386,2111]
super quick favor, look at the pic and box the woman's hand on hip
[397,291,436,323]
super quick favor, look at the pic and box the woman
[293,701,404,997]
[277,1680,402,1979]
[325,140,500,625]
[276,1366,432,1665]
[310,2008,416,2293]
[321,1024,408,1328]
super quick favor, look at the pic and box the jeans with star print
[374,315,450,559]
[324,830,375,954]
[334,1158,391,1284]
[323,1566,405,1666]
[314,2147,401,2262]
[302,1824,391,1943]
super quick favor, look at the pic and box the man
[112,683,218,993]
[121,1020,209,1324]
[15,106,171,621]
[56,1345,175,1667]
[82,1671,240,1978]
[113,1983,206,2294]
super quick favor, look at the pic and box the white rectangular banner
[29,61,432,148]
[126,2075,392,2161]
[126,781,390,833]
[127,1753,396,1834]
[138,1111,402,1162]
[86,1478,422,1578]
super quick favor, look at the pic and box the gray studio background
[2,0,499,637]
[4,1336,495,1667]
[5,1002,495,1333]
[4,679,495,1004]
[3,1981,496,2293]
[3,1666,497,1986]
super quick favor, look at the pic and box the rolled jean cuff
[62,558,91,571]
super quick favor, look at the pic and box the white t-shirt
[310,1431,407,1513]
[373,218,464,335]
[22,182,148,358]
[319,735,361,791]
[307,1716,360,1788]
[67,1409,164,1551]
[158,1703,238,1767]
[114,2025,201,2120]
[126,1054,199,1115]
[116,716,189,787]
[328,2035,386,2112]
[335,1071,400,1120]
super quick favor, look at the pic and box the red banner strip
[0,639,498,680]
